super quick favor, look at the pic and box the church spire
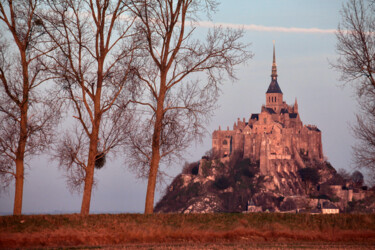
[271,40,277,80]
[266,41,282,94]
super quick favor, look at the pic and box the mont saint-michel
[155,45,374,214]
[212,44,322,175]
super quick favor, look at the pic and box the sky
[0,0,359,215]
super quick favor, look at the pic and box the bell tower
[266,41,283,113]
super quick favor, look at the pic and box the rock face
[154,45,375,214]
[154,157,336,213]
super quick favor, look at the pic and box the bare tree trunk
[80,139,97,215]
[145,76,166,214]
[13,50,29,215]
[13,158,25,215]
[145,141,161,214]
[13,110,28,215]
[145,122,162,214]
[80,58,103,215]
[80,109,101,215]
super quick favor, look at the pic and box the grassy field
[1,213,375,248]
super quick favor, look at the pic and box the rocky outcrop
[182,194,223,213]
[155,154,343,213]
[155,45,375,214]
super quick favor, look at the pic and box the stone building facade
[212,44,323,176]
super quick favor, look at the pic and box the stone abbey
[156,44,374,214]
[212,44,323,176]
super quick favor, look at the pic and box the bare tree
[351,170,364,186]
[334,0,375,180]
[338,168,351,181]
[0,0,58,215]
[42,0,139,215]
[125,0,252,214]
[297,167,320,195]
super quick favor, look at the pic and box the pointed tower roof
[266,41,283,94]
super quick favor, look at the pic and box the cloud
[197,21,336,34]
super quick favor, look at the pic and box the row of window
[268,96,277,103]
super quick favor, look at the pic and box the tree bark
[13,158,25,215]
[13,49,29,215]
[144,74,166,214]
[80,55,103,215]
[144,140,161,214]
[13,106,28,215]
[80,117,100,215]
[80,140,97,215]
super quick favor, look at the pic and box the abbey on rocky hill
[212,43,323,176]
[155,43,375,214]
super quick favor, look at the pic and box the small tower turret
[294,98,298,113]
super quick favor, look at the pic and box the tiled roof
[323,203,338,209]
[266,108,276,114]
[281,108,289,114]
[248,199,256,206]
[266,79,283,94]
[307,126,321,132]
[250,114,259,120]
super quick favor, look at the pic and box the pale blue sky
[0,0,357,214]
[214,0,341,28]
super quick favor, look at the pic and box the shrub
[329,173,345,185]
[233,158,254,183]
[280,199,297,211]
[235,158,251,169]
[242,168,254,178]
[234,167,254,183]
[200,160,212,177]
[325,161,335,171]
[351,170,364,187]
[298,167,320,185]
[186,182,200,196]
[330,195,341,202]
[317,194,330,200]
[191,166,199,175]
[214,176,230,190]
[182,161,199,175]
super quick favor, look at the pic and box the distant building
[212,43,323,176]
[245,199,262,213]
[322,202,339,214]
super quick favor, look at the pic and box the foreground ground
[1,213,375,249]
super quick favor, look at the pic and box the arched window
[275,96,277,102]
[222,140,228,145]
